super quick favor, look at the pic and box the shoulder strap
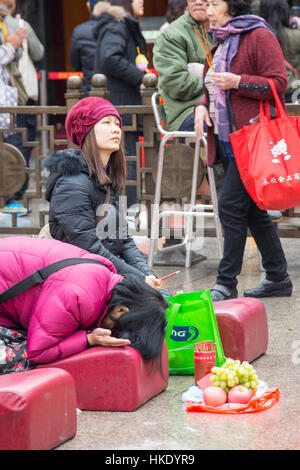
[0,258,106,304]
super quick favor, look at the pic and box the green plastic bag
[165,290,226,375]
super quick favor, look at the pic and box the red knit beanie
[65,97,122,148]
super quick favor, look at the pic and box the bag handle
[259,99,271,122]
[0,258,107,304]
[165,303,181,340]
[266,77,285,119]
[259,78,285,123]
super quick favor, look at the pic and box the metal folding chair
[148,92,223,268]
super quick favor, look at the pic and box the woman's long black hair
[107,275,169,362]
[259,0,290,52]
[224,0,252,17]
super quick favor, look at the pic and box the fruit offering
[203,387,227,407]
[209,358,260,394]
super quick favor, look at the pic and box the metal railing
[0,73,299,238]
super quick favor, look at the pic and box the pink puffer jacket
[0,237,123,363]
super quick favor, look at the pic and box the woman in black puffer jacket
[93,0,148,207]
[43,97,162,291]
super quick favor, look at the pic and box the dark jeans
[216,157,288,288]
[4,99,37,204]
[178,112,195,132]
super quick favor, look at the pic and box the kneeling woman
[44,97,162,292]
[0,237,168,374]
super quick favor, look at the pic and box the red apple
[203,387,227,407]
[227,385,252,404]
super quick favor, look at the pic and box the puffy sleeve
[98,22,144,87]
[49,176,146,278]
[153,29,205,102]
[27,283,96,363]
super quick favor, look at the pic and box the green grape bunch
[210,358,260,394]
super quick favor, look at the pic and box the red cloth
[65,97,122,148]
[198,27,288,166]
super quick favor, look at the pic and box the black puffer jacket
[69,2,112,95]
[43,150,155,279]
[93,5,147,109]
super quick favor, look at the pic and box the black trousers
[216,158,288,288]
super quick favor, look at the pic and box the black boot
[244,277,293,298]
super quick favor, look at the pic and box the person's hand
[87,328,131,347]
[210,72,241,90]
[194,105,212,139]
[145,275,161,291]
[7,27,27,50]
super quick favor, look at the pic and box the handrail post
[64,76,84,148]
[89,74,110,99]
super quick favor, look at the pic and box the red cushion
[214,298,268,363]
[38,341,169,411]
[0,368,77,450]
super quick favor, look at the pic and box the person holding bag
[2,0,44,215]
[194,0,292,301]
[0,3,26,128]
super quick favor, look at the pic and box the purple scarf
[210,15,271,142]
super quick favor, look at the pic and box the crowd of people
[0,0,298,373]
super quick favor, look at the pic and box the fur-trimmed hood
[93,2,127,22]
[43,149,89,202]
[93,4,133,38]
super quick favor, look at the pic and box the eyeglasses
[188,0,207,3]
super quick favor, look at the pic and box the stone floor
[58,235,300,451]
[0,204,299,451]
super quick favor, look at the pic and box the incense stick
[193,25,214,72]
[194,341,216,352]
[160,271,180,281]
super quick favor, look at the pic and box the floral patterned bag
[0,326,36,375]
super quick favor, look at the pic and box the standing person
[260,0,300,103]
[43,97,164,292]
[194,0,292,301]
[0,236,168,371]
[70,1,111,96]
[0,4,26,89]
[153,0,211,132]
[93,0,147,208]
[160,0,187,32]
[1,0,44,215]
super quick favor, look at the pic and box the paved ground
[1,199,299,451]
[56,234,300,451]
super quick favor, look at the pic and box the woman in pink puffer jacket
[0,237,167,370]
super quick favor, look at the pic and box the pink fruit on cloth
[227,385,252,404]
[203,387,227,407]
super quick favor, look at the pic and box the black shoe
[244,277,293,298]
[210,284,238,302]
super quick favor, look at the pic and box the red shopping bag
[230,78,300,210]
